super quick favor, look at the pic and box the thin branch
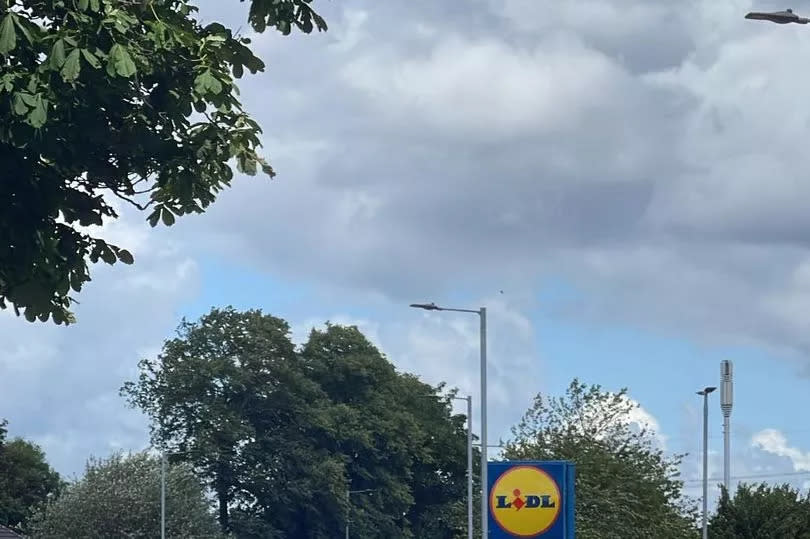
[110,189,154,211]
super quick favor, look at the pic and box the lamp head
[745,9,808,24]
[410,302,440,311]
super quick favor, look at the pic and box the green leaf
[161,208,176,226]
[109,43,136,77]
[232,62,243,79]
[90,0,100,11]
[80,49,101,69]
[27,96,46,128]
[0,14,17,55]
[61,48,82,82]
[147,210,160,228]
[13,15,35,45]
[50,39,66,69]
[100,248,116,264]
[18,92,37,107]
[69,272,84,293]
[12,93,27,115]
[78,0,89,10]
[194,70,223,95]
[117,249,134,265]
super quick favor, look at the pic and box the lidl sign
[488,461,575,538]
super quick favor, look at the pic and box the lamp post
[345,488,375,539]
[745,8,809,24]
[461,395,473,539]
[161,450,167,539]
[410,302,488,538]
[697,386,717,539]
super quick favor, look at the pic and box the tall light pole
[160,450,167,539]
[720,361,733,494]
[345,488,375,539]
[745,8,809,24]
[462,395,473,539]
[410,302,488,538]
[697,386,716,539]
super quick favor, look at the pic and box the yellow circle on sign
[490,466,562,537]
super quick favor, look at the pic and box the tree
[0,0,324,324]
[0,420,61,531]
[123,308,470,538]
[27,452,221,538]
[503,380,697,539]
[122,307,314,532]
[299,324,469,538]
[709,483,810,538]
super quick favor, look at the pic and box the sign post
[488,461,575,538]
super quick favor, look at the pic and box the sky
[4,0,810,506]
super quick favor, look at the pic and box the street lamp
[745,8,809,24]
[345,489,375,539]
[161,451,166,539]
[410,302,488,538]
[697,386,717,539]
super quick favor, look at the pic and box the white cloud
[752,429,810,471]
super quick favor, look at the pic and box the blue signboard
[488,460,575,538]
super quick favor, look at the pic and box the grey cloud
[183,0,810,366]
[13,0,808,479]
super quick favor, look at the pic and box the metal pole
[720,360,733,495]
[723,415,730,492]
[161,450,166,539]
[479,307,488,539]
[345,489,350,539]
[466,395,473,539]
[702,392,709,539]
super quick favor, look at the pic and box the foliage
[503,380,697,539]
[0,420,61,530]
[709,483,810,538]
[0,0,324,324]
[298,323,469,538]
[27,451,221,538]
[123,307,470,538]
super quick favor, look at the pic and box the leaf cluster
[0,0,323,324]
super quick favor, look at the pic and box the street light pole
[160,450,166,539]
[410,303,488,538]
[697,386,716,539]
[465,395,473,539]
[479,307,487,538]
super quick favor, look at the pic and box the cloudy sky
[4,0,810,503]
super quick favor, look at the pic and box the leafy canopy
[504,380,697,539]
[27,452,222,538]
[709,483,810,539]
[123,307,470,538]
[0,0,324,324]
[0,420,62,531]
